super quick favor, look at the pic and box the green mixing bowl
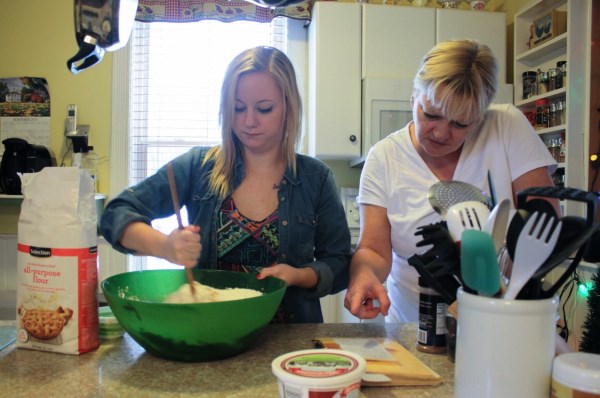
[101,269,286,362]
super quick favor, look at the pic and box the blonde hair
[413,40,498,123]
[205,46,302,198]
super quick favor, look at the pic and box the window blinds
[129,19,286,185]
[128,19,286,270]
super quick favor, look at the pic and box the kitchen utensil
[486,170,497,208]
[67,0,139,74]
[101,269,286,361]
[514,187,599,299]
[166,163,196,294]
[503,211,562,300]
[446,200,490,242]
[427,180,491,217]
[506,198,558,261]
[484,198,511,253]
[408,222,461,303]
[460,229,501,296]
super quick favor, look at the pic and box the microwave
[351,77,413,167]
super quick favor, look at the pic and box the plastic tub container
[271,349,366,398]
[98,306,125,340]
[552,352,600,397]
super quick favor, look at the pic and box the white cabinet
[436,8,507,83]
[513,0,592,217]
[307,3,508,160]
[362,6,435,79]
[307,2,361,160]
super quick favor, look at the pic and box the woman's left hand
[257,263,318,289]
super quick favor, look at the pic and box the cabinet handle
[349,135,357,142]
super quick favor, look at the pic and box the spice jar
[548,138,560,162]
[416,277,447,354]
[536,69,548,94]
[535,99,549,129]
[557,61,567,88]
[549,102,557,127]
[559,134,566,163]
[522,71,537,99]
[556,100,564,126]
[548,68,558,91]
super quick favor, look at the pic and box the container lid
[272,349,366,387]
[553,352,600,393]
[522,71,537,77]
[99,306,120,325]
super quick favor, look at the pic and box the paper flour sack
[16,167,99,354]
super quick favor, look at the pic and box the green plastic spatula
[460,229,501,297]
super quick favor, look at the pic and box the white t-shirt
[358,103,557,322]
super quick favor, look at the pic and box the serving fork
[503,211,562,300]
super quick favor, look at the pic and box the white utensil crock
[454,288,558,398]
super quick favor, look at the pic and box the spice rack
[513,0,590,217]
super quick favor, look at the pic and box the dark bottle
[416,277,447,354]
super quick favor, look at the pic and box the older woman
[344,40,557,322]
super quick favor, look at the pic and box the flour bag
[16,167,99,354]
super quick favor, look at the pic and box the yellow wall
[0,0,528,235]
[0,0,111,234]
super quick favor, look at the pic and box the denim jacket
[100,146,351,323]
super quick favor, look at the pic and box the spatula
[460,229,501,297]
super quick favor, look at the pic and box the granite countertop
[0,320,454,397]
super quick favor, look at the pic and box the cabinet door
[436,8,507,83]
[307,2,361,159]
[362,5,435,79]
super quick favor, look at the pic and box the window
[103,18,307,277]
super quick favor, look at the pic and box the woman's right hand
[344,266,390,319]
[163,225,201,268]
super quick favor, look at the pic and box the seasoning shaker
[416,277,447,354]
[548,68,558,91]
[556,100,565,126]
[535,99,549,129]
[536,69,548,94]
[549,102,557,127]
[557,61,567,88]
[522,71,537,99]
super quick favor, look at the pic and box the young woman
[101,46,351,323]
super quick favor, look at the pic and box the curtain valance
[136,0,313,23]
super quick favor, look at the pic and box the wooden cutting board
[314,336,443,387]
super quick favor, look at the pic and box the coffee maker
[0,138,57,195]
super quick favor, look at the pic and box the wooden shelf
[515,33,568,65]
[515,87,566,108]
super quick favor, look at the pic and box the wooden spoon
[166,163,196,295]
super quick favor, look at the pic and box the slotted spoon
[446,200,490,242]
[503,211,562,300]
[428,180,491,217]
